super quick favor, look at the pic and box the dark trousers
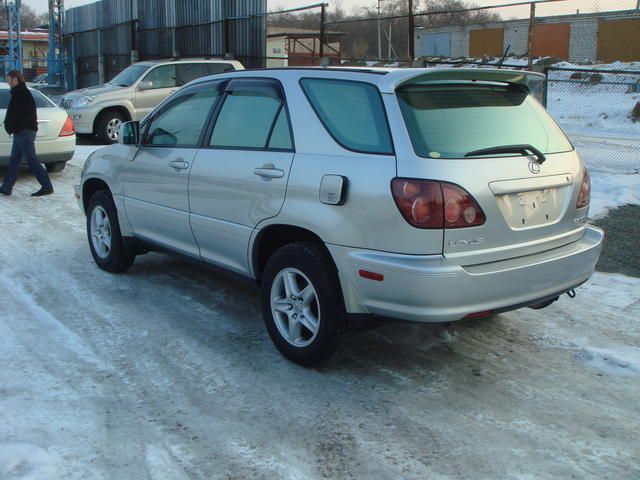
[2,129,52,191]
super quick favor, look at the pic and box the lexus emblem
[528,161,541,174]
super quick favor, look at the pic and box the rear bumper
[328,225,604,323]
[66,107,100,134]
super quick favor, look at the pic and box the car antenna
[498,45,511,69]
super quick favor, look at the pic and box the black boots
[31,187,54,197]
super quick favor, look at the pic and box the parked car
[0,83,75,172]
[26,73,48,88]
[60,58,243,144]
[76,67,603,366]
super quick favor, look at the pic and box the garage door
[597,18,640,62]
[533,23,570,59]
[469,28,504,57]
[417,31,452,57]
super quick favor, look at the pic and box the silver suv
[76,67,603,366]
[61,58,243,144]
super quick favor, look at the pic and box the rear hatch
[388,70,587,265]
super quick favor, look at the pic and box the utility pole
[319,2,326,63]
[377,0,382,61]
[4,0,23,72]
[408,0,414,64]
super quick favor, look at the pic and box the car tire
[87,190,135,273]
[45,162,66,173]
[261,242,346,367]
[96,110,126,144]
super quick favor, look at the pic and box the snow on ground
[0,145,638,479]
[589,171,640,218]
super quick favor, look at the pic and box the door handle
[168,159,190,170]
[254,164,284,179]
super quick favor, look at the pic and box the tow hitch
[566,289,576,298]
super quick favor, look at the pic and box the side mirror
[138,79,153,91]
[119,121,140,145]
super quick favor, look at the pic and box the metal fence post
[319,3,326,62]
[224,18,230,56]
[97,30,105,84]
[527,1,535,70]
[542,65,549,108]
[408,0,415,64]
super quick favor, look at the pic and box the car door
[123,82,222,256]
[189,78,295,274]
[134,64,178,121]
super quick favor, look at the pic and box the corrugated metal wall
[65,0,266,87]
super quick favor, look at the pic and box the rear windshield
[396,83,573,159]
[0,89,55,108]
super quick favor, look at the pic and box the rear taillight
[391,178,485,229]
[59,116,75,137]
[576,167,590,209]
[441,183,486,228]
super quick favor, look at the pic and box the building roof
[0,30,49,42]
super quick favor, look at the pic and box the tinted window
[0,90,54,108]
[109,64,149,87]
[300,78,393,155]
[397,84,573,159]
[268,107,292,150]
[31,90,55,108]
[206,63,235,75]
[142,65,177,89]
[210,83,292,150]
[178,64,208,85]
[143,86,220,146]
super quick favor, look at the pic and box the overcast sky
[28,0,637,17]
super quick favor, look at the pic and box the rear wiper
[465,144,546,164]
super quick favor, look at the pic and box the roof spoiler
[377,68,546,94]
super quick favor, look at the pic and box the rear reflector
[358,269,384,282]
[464,310,493,319]
[59,116,75,137]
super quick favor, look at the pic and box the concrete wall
[569,17,598,63]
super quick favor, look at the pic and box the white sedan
[0,83,75,173]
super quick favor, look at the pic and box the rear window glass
[0,89,54,108]
[396,84,573,159]
[300,78,393,155]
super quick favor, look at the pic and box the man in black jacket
[0,70,53,196]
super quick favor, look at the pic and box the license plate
[497,188,560,228]
[515,189,554,226]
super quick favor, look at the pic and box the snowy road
[1,149,639,479]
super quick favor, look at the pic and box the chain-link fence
[544,66,640,174]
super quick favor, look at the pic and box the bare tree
[1,4,48,30]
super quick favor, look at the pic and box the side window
[177,63,208,86]
[143,84,220,147]
[206,63,235,75]
[268,107,292,150]
[142,65,177,90]
[209,82,293,150]
[300,78,393,155]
